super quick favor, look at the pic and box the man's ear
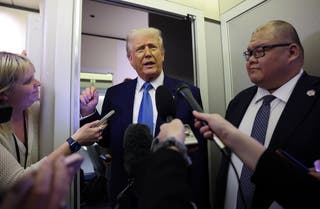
[127,54,134,65]
[288,43,300,62]
[127,53,132,61]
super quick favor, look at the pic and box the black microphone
[156,85,198,146]
[155,85,176,122]
[175,83,227,153]
[123,124,152,177]
[117,124,152,208]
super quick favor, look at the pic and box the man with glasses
[214,20,320,209]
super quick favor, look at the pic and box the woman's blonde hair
[0,52,34,138]
[0,51,34,96]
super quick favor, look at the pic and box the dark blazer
[141,148,320,209]
[81,75,209,208]
[214,72,320,209]
[251,149,320,209]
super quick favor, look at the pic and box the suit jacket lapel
[269,73,320,149]
[226,87,257,127]
[163,76,178,95]
[123,79,137,126]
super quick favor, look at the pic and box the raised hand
[80,86,99,116]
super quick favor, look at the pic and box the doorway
[80,1,197,208]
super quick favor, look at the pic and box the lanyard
[12,111,28,169]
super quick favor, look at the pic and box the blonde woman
[0,51,104,190]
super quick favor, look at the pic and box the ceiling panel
[82,0,148,39]
[0,0,39,11]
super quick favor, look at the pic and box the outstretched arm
[193,111,265,170]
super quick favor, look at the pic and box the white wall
[0,6,41,79]
[205,19,225,207]
[0,6,30,53]
[168,0,220,20]
[221,0,320,103]
[26,13,42,81]
[81,35,117,74]
[219,0,245,14]
[81,35,137,85]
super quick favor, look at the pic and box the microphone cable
[175,83,248,209]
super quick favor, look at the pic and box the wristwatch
[66,137,81,153]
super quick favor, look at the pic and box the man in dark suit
[214,20,320,209]
[80,27,209,208]
[142,113,320,209]
[193,111,320,209]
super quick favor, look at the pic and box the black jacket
[215,72,320,209]
[252,149,320,209]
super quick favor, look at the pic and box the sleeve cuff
[80,109,97,120]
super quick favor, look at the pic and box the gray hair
[126,27,165,56]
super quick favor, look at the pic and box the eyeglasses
[243,43,292,61]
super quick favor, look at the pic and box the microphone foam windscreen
[123,124,152,175]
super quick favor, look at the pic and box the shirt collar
[137,71,164,92]
[254,69,303,103]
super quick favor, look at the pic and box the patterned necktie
[138,82,153,135]
[237,95,276,209]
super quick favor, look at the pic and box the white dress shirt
[132,71,164,135]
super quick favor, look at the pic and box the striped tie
[237,95,276,209]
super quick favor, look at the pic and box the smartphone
[97,110,115,126]
[276,149,309,172]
